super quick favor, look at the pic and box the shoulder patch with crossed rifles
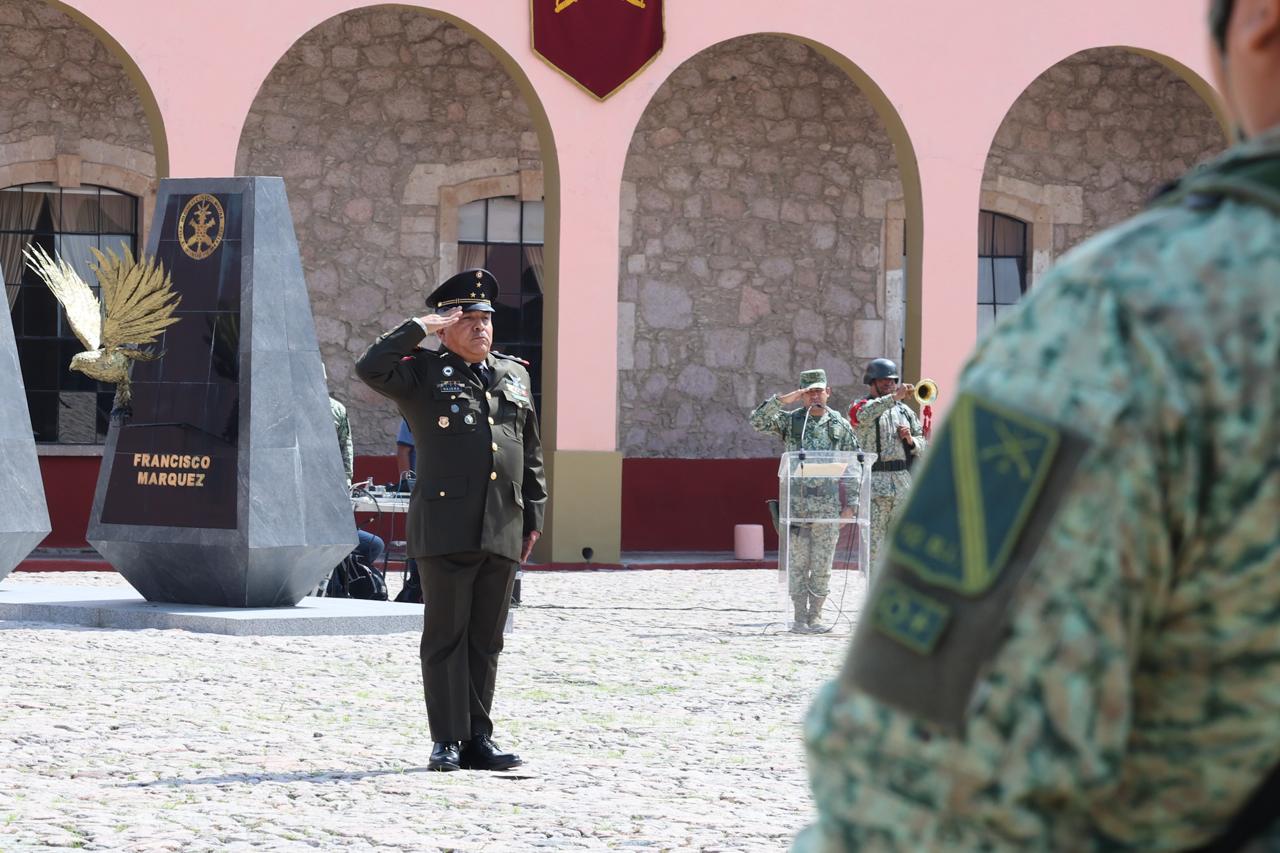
[847,392,1088,729]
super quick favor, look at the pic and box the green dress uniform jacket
[355,320,547,562]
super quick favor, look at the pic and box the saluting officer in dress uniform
[356,269,547,773]
[797,2,1280,848]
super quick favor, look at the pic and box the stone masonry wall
[983,48,1224,256]
[0,0,155,188]
[236,7,541,454]
[618,36,903,459]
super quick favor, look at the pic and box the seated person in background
[331,390,385,572]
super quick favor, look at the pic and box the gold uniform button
[488,417,495,425]
[439,491,446,497]
[490,472,497,481]
[491,442,498,451]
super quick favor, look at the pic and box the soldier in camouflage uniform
[750,369,860,632]
[329,395,353,487]
[796,2,1280,848]
[848,358,926,573]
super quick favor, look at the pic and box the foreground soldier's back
[796,3,1280,848]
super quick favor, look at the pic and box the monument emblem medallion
[178,193,225,260]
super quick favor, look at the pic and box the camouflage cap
[799,368,828,390]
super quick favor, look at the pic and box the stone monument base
[0,584,423,636]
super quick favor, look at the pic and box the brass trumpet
[913,379,939,406]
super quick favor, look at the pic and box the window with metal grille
[977,210,1028,337]
[457,197,545,412]
[1,183,139,443]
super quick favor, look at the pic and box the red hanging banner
[532,0,665,100]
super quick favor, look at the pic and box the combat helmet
[862,358,899,385]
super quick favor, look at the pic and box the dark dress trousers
[356,320,547,741]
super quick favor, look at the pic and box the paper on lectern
[789,462,846,477]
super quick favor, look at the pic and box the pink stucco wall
[55,0,1222,453]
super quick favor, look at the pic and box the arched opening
[978,46,1227,334]
[42,0,169,178]
[234,4,559,466]
[616,33,919,550]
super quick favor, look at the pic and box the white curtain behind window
[457,243,486,273]
[0,190,42,309]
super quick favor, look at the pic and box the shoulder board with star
[492,350,530,366]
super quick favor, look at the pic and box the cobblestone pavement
[0,568,870,852]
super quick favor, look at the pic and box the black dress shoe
[460,734,522,771]
[428,741,462,771]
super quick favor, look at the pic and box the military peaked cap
[426,268,498,313]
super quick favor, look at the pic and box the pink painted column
[915,157,984,397]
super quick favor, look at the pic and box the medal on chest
[503,374,530,405]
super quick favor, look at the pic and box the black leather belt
[872,460,909,472]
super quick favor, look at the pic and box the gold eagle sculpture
[25,244,181,418]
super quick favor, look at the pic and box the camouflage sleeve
[797,267,1177,849]
[748,395,790,438]
[835,414,860,452]
[336,407,353,483]
[904,404,926,456]
[850,394,894,449]
[849,393,896,427]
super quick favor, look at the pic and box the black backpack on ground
[323,555,388,601]
[394,559,422,604]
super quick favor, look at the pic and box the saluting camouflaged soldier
[750,369,860,633]
[356,269,547,774]
[797,1,1280,848]
[848,358,926,572]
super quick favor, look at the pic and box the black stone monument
[87,178,354,606]
[0,260,51,582]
